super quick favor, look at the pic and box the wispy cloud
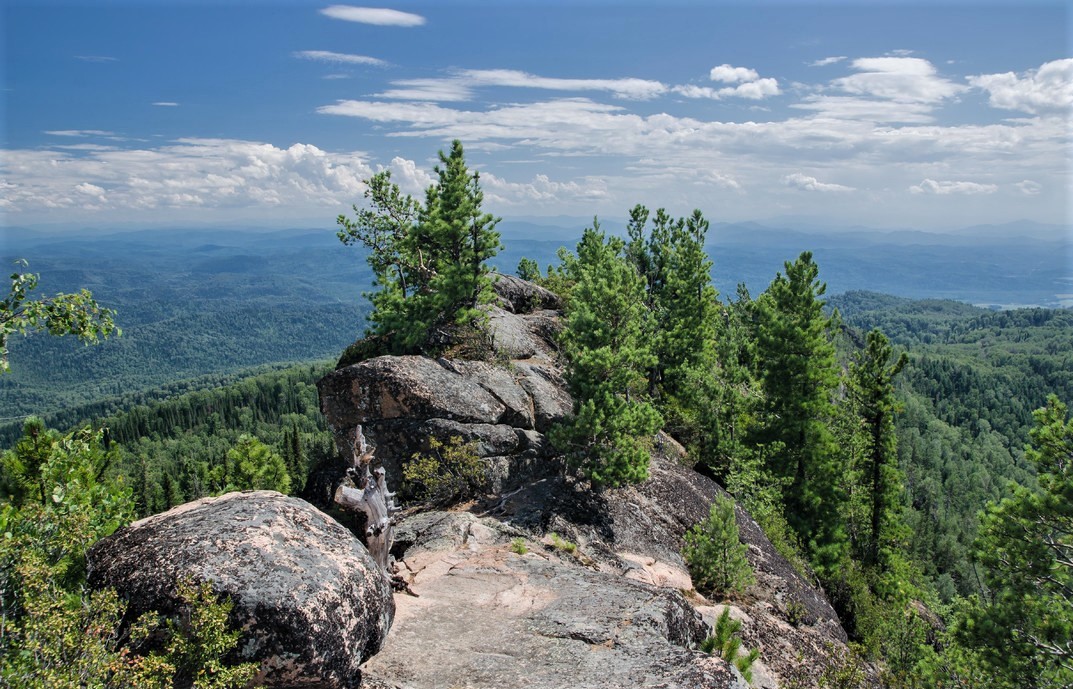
[294,50,387,66]
[783,173,854,192]
[376,78,474,102]
[152,102,179,107]
[909,179,998,195]
[74,55,117,63]
[810,56,847,67]
[968,58,1073,114]
[460,69,667,100]
[377,69,667,101]
[43,129,116,137]
[319,5,425,27]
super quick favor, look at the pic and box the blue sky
[2,1,1070,231]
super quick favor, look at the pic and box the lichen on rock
[87,490,394,689]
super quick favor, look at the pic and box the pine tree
[958,395,1073,688]
[753,251,847,573]
[848,328,909,570]
[684,495,755,596]
[337,140,501,354]
[624,206,719,401]
[221,434,291,494]
[551,224,662,487]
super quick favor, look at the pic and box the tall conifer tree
[849,328,909,570]
[337,140,501,354]
[551,224,662,487]
[754,251,847,571]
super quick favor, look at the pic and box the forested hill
[831,291,1073,599]
[1,228,372,424]
[3,220,1066,426]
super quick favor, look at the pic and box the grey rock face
[490,272,563,313]
[318,353,571,494]
[318,275,571,495]
[87,491,394,689]
[491,448,851,687]
[366,510,749,689]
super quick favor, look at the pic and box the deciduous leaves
[1,261,119,373]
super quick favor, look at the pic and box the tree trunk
[333,425,398,575]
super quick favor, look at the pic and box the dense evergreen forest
[2,142,1069,687]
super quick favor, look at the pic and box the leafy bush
[402,435,487,506]
[683,495,754,597]
[509,538,528,555]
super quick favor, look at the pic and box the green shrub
[0,423,256,689]
[509,538,528,555]
[684,495,754,597]
[548,532,577,555]
[402,436,487,506]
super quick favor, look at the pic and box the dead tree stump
[333,426,399,575]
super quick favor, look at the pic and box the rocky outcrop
[318,276,571,495]
[363,510,749,689]
[87,491,394,689]
[489,445,850,688]
[317,276,858,687]
[490,272,563,313]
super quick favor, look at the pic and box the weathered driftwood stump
[333,426,399,575]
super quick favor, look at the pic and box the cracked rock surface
[363,511,749,689]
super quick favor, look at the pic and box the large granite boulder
[87,491,394,689]
[490,272,563,313]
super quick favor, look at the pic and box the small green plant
[548,532,577,555]
[701,608,760,683]
[786,596,808,627]
[124,578,259,689]
[684,495,755,597]
[509,538,528,555]
[402,435,487,506]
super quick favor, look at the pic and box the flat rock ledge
[87,491,394,689]
[364,510,749,689]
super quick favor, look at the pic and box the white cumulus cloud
[909,179,998,195]
[319,5,426,27]
[783,173,854,192]
[675,64,779,100]
[1015,180,1042,195]
[810,56,847,67]
[834,57,966,103]
[386,156,435,193]
[710,64,760,83]
[968,58,1073,114]
[0,138,374,218]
